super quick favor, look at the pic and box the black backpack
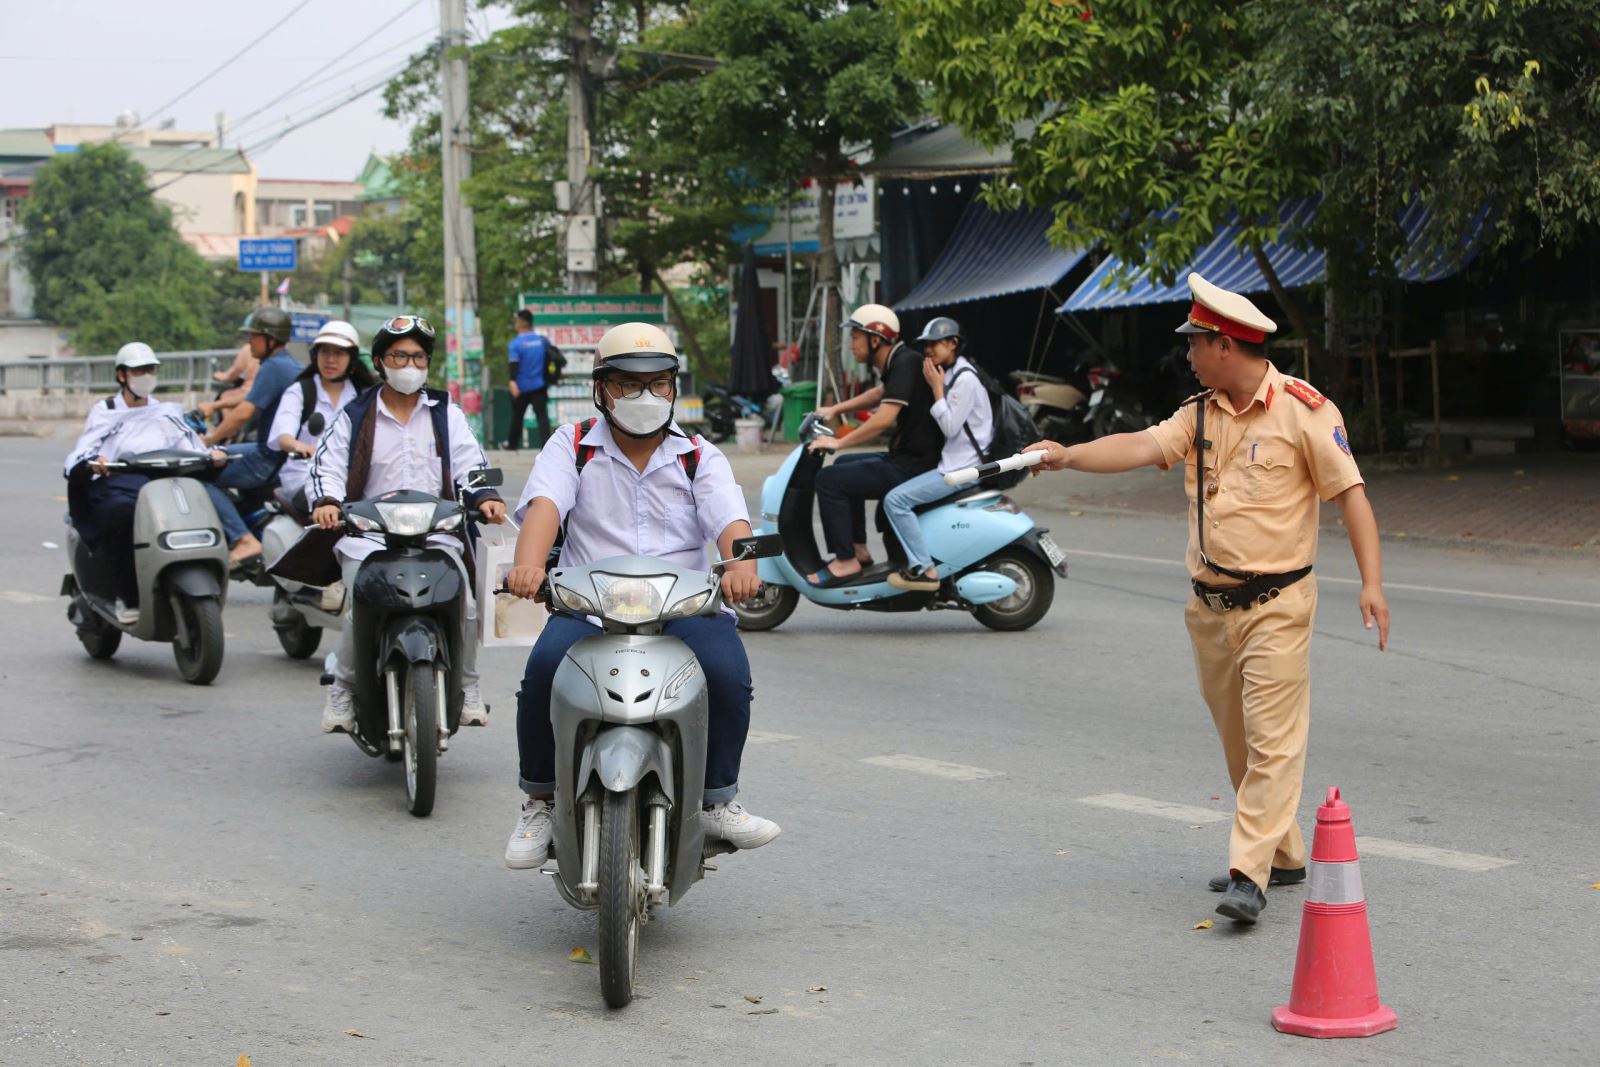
[544,345,567,386]
[949,362,1036,489]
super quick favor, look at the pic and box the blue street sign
[290,311,330,343]
[239,238,298,272]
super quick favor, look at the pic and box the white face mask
[385,366,428,395]
[609,392,673,436]
[125,373,158,399]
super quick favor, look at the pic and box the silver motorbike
[537,534,783,1008]
[260,415,340,660]
[61,449,232,684]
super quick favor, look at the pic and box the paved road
[2,432,1597,1065]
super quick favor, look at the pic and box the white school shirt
[309,390,490,562]
[64,395,205,475]
[929,356,994,473]
[267,376,359,494]
[514,419,748,569]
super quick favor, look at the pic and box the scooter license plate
[1037,533,1067,571]
[1089,388,1105,405]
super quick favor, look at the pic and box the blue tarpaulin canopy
[1059,198,1487,313]
[895,200,1090,311]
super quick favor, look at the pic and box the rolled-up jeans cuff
[701,782,738,806]
[519,777,555,796]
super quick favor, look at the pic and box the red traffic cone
[1272,787,1398,1038]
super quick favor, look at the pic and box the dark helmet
[370,315,437,363]
[915,316,963,345]
[240,306,292,343]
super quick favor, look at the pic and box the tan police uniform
[1144,275,1364,891]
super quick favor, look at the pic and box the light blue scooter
[731,415,1067,632]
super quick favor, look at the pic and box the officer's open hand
[478,499,507,524]
[1360,584,1390,651]
[721,568,763,604]
[506,564,546,601]
[312,503,342,531]
[1023,440,1071,473]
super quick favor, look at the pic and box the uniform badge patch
[1333,425,1351,455]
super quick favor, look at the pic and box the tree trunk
[814,175,842,399]
[1248,240,1340,400]
[651,267,708,373]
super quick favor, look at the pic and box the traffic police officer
[1026,273,1391,925]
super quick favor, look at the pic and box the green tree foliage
[16,144,251,352]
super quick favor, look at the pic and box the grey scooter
[537,534,783,1008]
[61,450,232,684]
[260,413,342,659]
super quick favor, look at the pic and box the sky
[0,0,510,180]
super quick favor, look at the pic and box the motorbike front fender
[579,725,675,799]
[385,616,444,667]
[162,561,224,600]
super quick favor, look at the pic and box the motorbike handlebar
[943,450,1045,488]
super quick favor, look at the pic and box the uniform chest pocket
[1242,449,1297,502]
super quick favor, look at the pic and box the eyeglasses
[604,377,675,400]
[381,316,434,337]
[381,351,430,367]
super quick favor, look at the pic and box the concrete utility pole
[439,0,482,422]
[564,0,599,294]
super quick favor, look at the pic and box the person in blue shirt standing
[505,308,558,451]
[199,306,306,565]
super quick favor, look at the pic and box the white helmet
[310,320,361,352]
[593,322,679,377]
[114,342,160,369]
[846,303,900,345]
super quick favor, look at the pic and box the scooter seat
[910,485,1000,515]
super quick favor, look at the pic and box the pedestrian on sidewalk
[1025,272,1391,927]
[505,308,558,450]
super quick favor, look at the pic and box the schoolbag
[545,346,567,386]
[949,362,1036,489]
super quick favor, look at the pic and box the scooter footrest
[319,673,334,686]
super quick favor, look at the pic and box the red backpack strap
[677,435,702,483]
[573,417,600,472]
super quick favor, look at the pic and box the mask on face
[609,392,674,437]
[125,373,158,399]
[385,365,428,395]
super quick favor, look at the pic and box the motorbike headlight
[591,573,676,625]
[348,512,379,533]
[375,501,437,536]
[433,511,463,533]
[550,580,599,616]
[664,588,713,619]
[158,529,219,550]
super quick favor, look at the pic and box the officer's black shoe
[1208,866,1305,892]
[1215,876,1267,924]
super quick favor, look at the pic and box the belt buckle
[1204,591,1229,613]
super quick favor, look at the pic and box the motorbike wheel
[1092,402,1152,439]
[402,664,438,817]
[971,548,1055,632]
[171,595,225,685]
[731,583,799,632]
[597,787,642,1009]
[274,611,322,659]
[76,604,122,660]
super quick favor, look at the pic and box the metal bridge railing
[0,350,239,396]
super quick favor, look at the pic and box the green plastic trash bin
[781,380,818,441]
[490,386,512,446]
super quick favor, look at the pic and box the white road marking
[1064,547,1600,609]
[745,730,799,745]
[861,754,1005,781]
[0,590,52,604]
[1076,792,1231,823]
[1355,836,1517,872]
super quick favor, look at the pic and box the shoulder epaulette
[1282,378,1326,410]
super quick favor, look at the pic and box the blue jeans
[814,452,916,561]
[516,612,752,804]
[883,468,958,572]
[209,443,282,546]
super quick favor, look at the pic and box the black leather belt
[1193,566,1312,612]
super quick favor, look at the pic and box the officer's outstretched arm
[1026,431,1163,473]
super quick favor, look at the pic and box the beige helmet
[846,303,900,345]
[593,321,679,377]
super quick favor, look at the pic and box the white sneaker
[699,800,781,850]
[505,798,552,869]
[460,682,488,726]
[319,580,345,612]
[113,598,140,626]
[321,685,356,734]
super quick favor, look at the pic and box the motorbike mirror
[305,412,325,437]
[727,533,784,562]
[465,466,504,488]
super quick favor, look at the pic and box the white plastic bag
[476,537,546,647]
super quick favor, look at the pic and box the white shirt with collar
[267,376,359,494]
[929,355,994,473]
[65,394,204,475]
[309,390,489,562]
[515,418,748,570]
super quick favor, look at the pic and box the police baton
[943,450,1045,488]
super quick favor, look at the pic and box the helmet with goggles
[371,315,435,363]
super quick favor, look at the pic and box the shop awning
[895,200,1090,311]
[1059,198,1487,312]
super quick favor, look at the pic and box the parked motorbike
[535,534,786,1008]
[60,450,232,684]
[703,382,782,445]
[319,468,501,816]
[1012,368,1091,443]
[1083,348,1197,438]
[732,415,1065,633]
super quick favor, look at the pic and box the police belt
[1192,566,1312,612]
